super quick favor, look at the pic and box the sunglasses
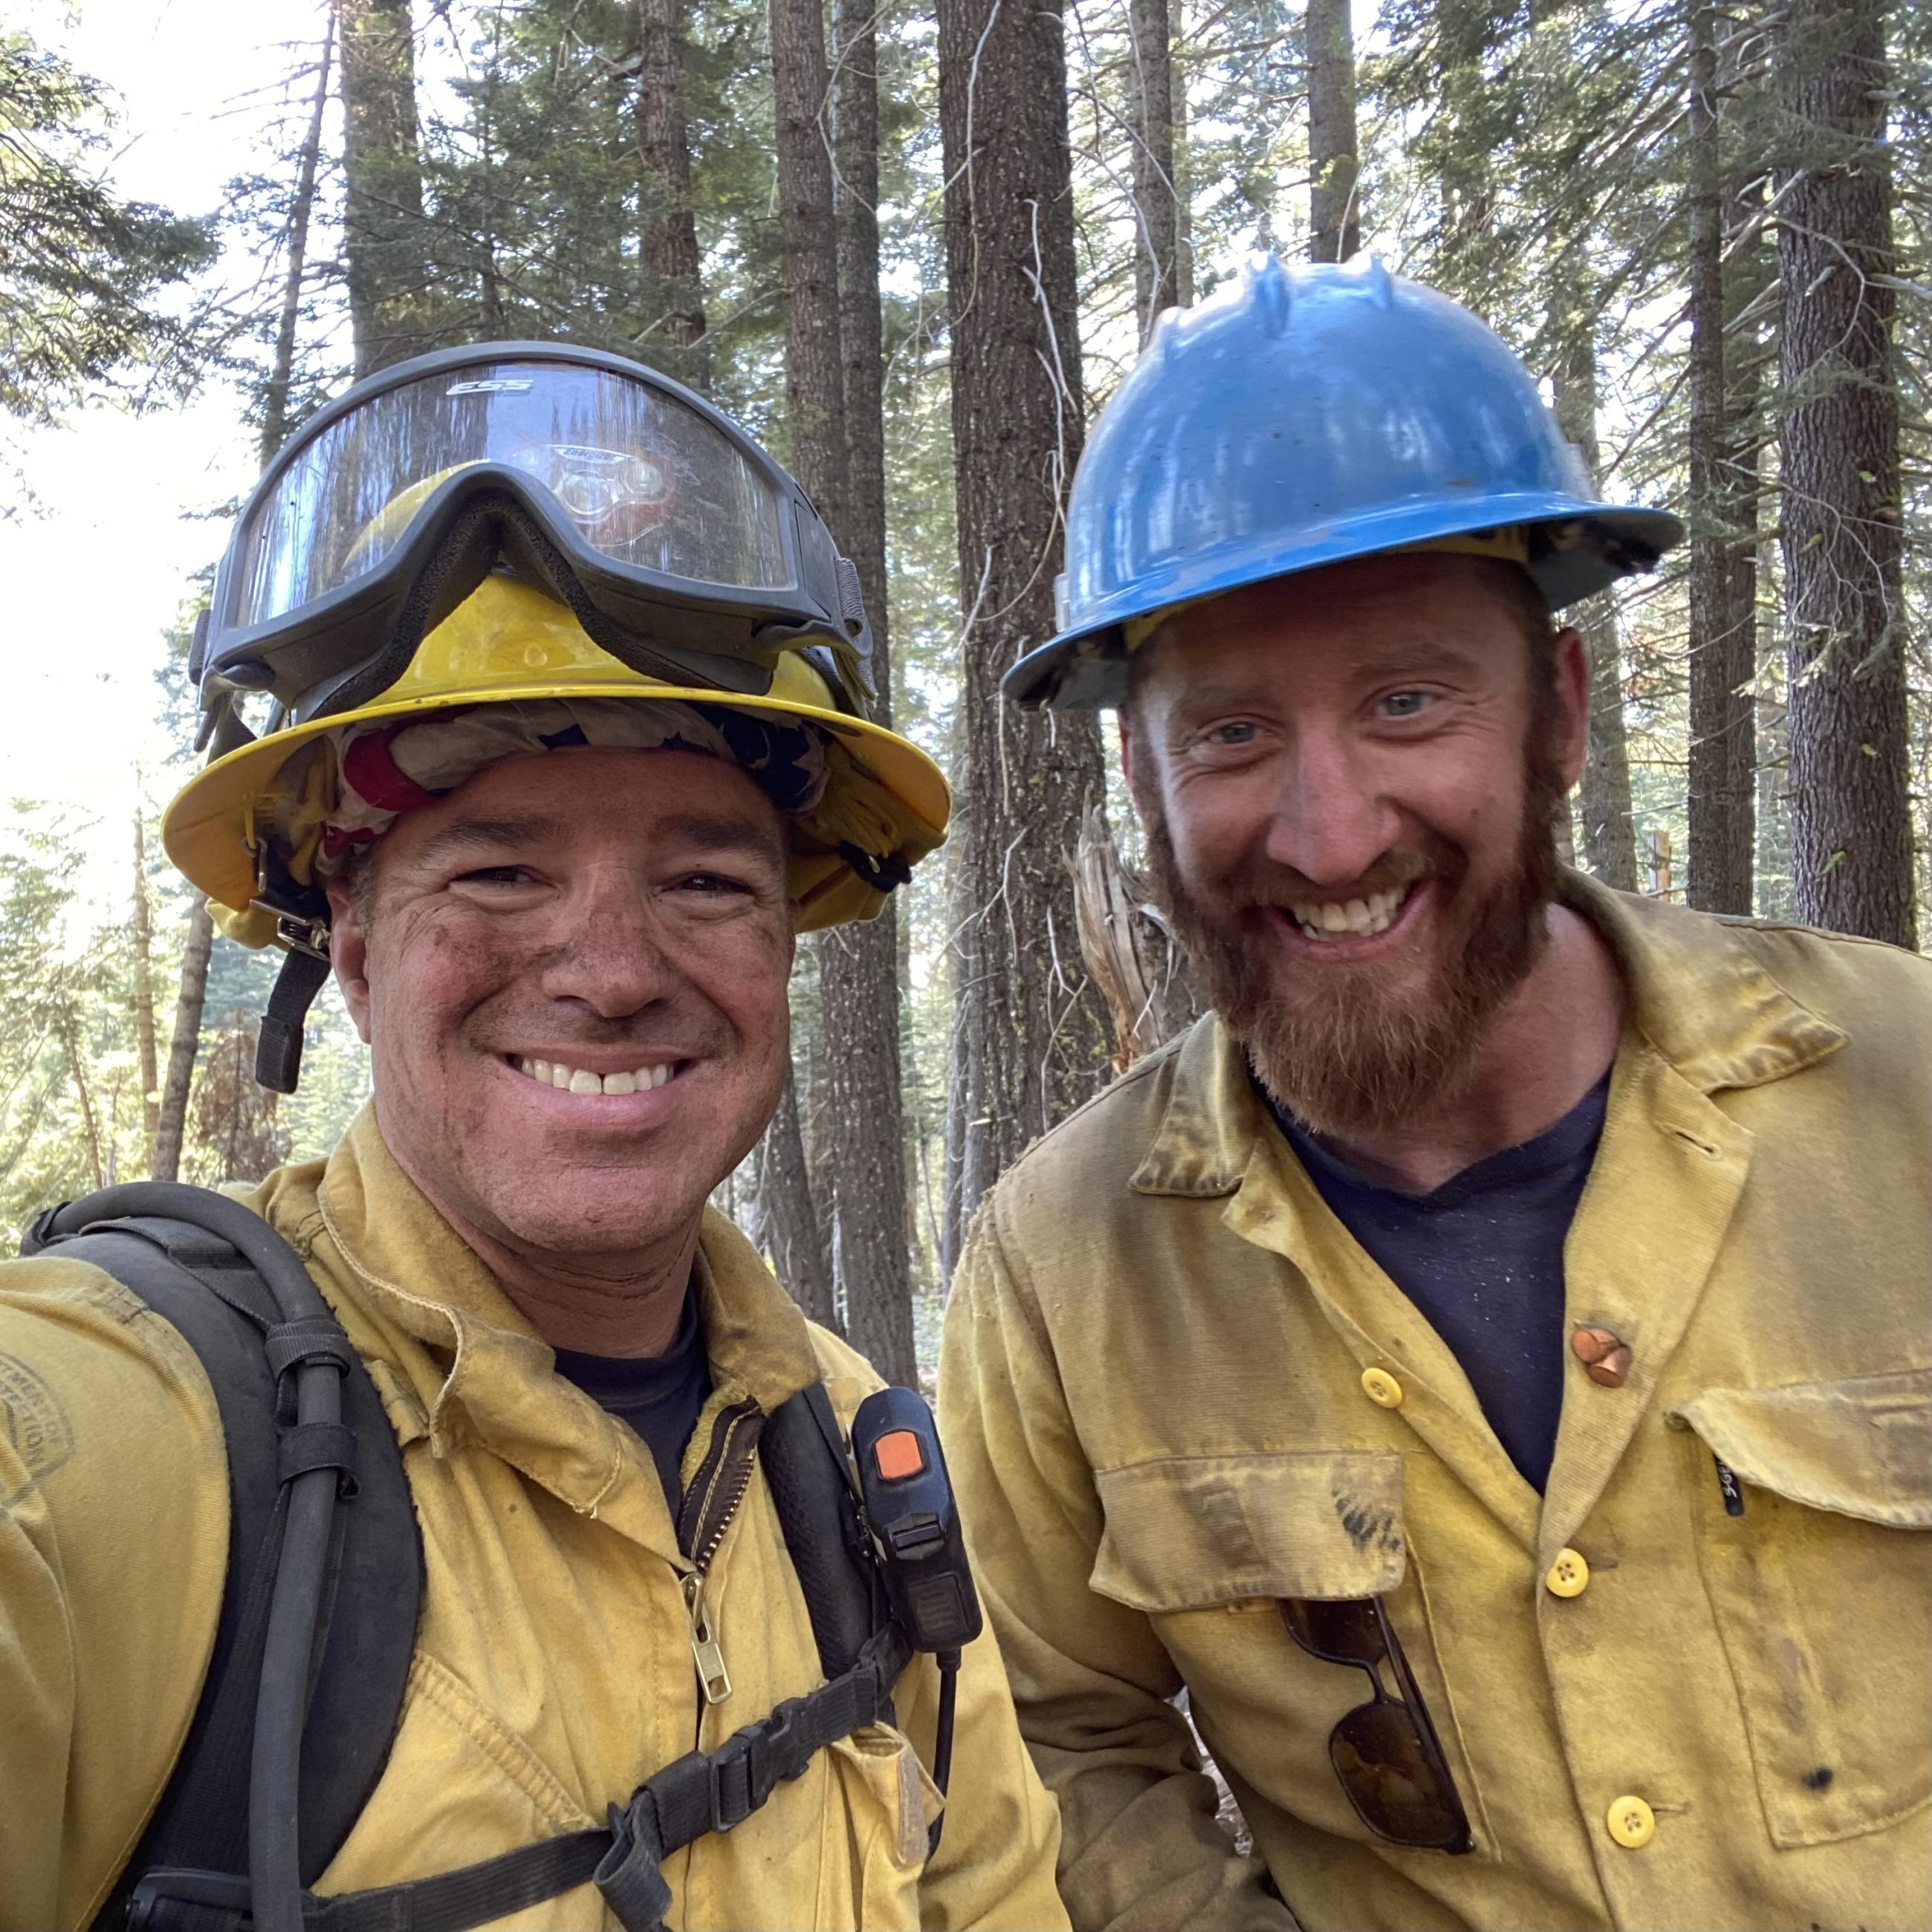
[1280,1596,1474,1854]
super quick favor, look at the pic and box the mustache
[1199,847,1439,913]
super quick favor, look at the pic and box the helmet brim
[163,678,949,936]
[1007,499,1685,708]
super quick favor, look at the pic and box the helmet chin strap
[259,947,333,1094]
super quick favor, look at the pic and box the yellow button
[1606,1795,1656,1848]
[1361,1367,1404,1410]
[1545,1548,1590,1598]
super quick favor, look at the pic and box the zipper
[675,1395,765,1706]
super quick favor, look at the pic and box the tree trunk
[1305,0,1360,265]
[132,813,160,1160]
[822,0,916,1385]
[151,897,214,1184]
[335,0,427,377]
[757,1066,838,1329]
[1685,0,1754,914]
[937,0,1112,1230]
[636,0,710,392]
[263,21,334,460]
[1776,0,1911,946]
[1126,0,1181,341]
[1552,328,1638,891]
[771,0,848,524]
[51,974,105,1192]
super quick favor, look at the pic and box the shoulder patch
[0,1349,76,1507]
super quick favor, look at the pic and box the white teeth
[1289,883,1414,941]
[513,1057,678,1095]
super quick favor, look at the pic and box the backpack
[25,1181,956,1932]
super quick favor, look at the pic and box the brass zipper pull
[683,1570,732,1705]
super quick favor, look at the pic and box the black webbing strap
[593,1623,911,1930]
[129,1624,914,1932]
[257,947,332,1095]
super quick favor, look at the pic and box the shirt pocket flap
[1670,1368,1931,1529]
[1091,1451,1407,1611]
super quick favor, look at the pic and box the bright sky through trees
[2,0,320,916]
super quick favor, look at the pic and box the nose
[535,865,680,1019]
[1262,722,1401,886]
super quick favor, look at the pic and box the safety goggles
[193,343,874,732]
[1280,1596,1474,1854]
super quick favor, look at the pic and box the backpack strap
[759,1379,881,1679]
[23,1187,421,1932]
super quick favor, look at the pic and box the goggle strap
[257,946,333,1095]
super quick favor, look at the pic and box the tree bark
[938,0,1112,1231]
[335,0,427,377]
[636,0,710,392]
[1552,328,1638,891]
[132,812,160,1160]
[1126,0,1181,341]
[152,896,214,1185]
[1776,0,1912,945]
[1685,0,1754,913]
[822,0,916,1384]
[771,0,848,525]
[262,22,334,461]
[757,1065,838,1328]
[1305,0,1360,265]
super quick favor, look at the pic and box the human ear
[326,875,375,1045]
[1552,627,1591,792]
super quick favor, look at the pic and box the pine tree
[337,0,430,372]
[937,0,1113,1231]
[1776,0,1913,944]
[0,31,215,426]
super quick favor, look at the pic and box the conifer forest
[2,0,1928,1371]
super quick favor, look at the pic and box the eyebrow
[409,810,785,870]
[410,815,572,869]
[654,813,787,866]
[1349,641,1486,682]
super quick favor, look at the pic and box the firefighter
[0,343,1068,1931]
[937,256,1930,1931]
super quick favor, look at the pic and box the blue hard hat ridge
[1014,253,1683,708]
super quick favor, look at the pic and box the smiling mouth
[509,1055,684,1095]
[1284,881,1419,941]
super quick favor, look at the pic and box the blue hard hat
[1006,253,1683,707]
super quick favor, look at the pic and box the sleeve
[892,1587,1072,1932]
[0,1257,230,1929]
[936,1205,1295,1932]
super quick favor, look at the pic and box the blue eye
[1208,721,1259,745]
[1381,691,1433,719]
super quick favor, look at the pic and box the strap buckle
[704,1702,803,1831]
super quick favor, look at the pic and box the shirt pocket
[814,1721,941,1932]
[1671,1367,1931,1849]
[1091,1450,1407,1610]
[1088,1452,1490,1854]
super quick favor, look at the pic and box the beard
[1139,740,1567,1144]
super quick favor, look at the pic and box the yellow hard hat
[163,573,949,941]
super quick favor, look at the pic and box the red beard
[1138,748,1567,1142]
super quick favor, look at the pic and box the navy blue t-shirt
[1270,1077,1610,1491]
[551,1283,712,1512]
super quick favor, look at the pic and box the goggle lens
[230,360,789,632]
